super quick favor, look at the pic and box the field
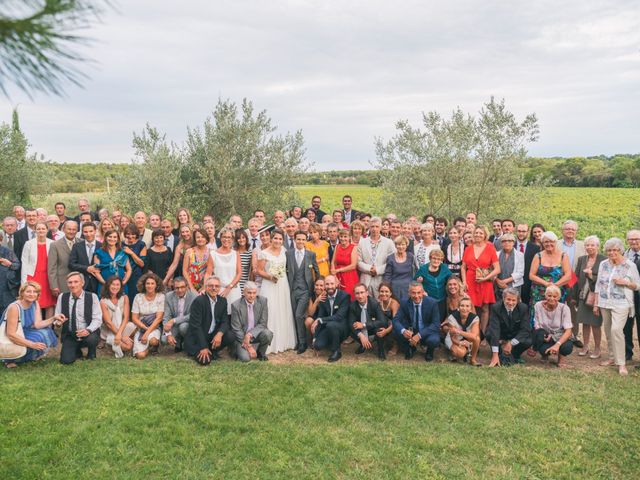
[1,358,639,479]
[34,186,638,240]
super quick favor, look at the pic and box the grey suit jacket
[163,289,197,326]
[286,248,319,294]
[48,237,75,293]
[230,296,270,343]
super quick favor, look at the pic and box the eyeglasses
[207,284,221,289]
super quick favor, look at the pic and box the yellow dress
[305,240,330,277]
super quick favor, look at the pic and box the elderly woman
[415,248,452,319]
[495,233,525,299]
[131,272,165,359]
[573,235,606,358]
[414,223,439,268]
[461,226,500,333]
[1,281,61,367]
[383,235,415,301]
[529,231,572,310]
[594,237,640,375]
[533,285,574,367]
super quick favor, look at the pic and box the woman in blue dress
[94,229,132,297]
[122,224,147,307]
[1,281,61,368]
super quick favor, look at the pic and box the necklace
[380,298,391,311]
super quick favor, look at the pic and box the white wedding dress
[258,247,296,354]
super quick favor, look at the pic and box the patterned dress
[186,248,210,291]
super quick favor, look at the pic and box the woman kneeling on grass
[100,276,136,358]
[1,281,62,368]
[532,285,573,368]
[131,272,165,359]
[442,297,481,366]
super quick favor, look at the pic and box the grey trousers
[235,330,274,362]
[291,290,310,345]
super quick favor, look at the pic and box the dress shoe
[404,348,415,360]
[211,350,220,361]
[328,350,342,362]
[355,345,365,354]
[257,354,268,361]
[296,344,308,354]
[424,347,434,362]
[573,339,584,348]
[377,349,386,361]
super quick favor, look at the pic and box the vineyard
[33,186,638,241]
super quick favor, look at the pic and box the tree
[115,125,185,218]
[373,97,542,220]
[0,108,42,213]
[0,0,108,97]
[116,99,308,223]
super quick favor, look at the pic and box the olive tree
[374,97,542,221]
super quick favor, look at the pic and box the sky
[1,0,639,169]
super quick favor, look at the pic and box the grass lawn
[1,358,638,479]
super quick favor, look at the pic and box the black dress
[144,247,173,280]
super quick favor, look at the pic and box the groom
[286,230,320,354]
[308,275,350,362]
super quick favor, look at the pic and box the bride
[256,228,296,353]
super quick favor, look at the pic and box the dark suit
[392,296,440,354]
[68,240,102,293]
[314,289,351,353]
[516,240,540,305]
[624,249,640,359]
[73,211,99,224]
[286,248,319,346]
[487,301,532,359]
[342,209,359,225]
[328,241,338,263]
[12,226,32,263]
[230,296,273,361]
[349,296,388,355]
[184,294,233,365]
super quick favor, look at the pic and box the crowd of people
[1,195,639,375]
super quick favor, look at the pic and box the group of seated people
[1,195,639,375]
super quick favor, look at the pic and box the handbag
[585,291,596,307]
[0,304,28,360]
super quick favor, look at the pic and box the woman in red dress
[461,225,500,334]
[21,222,56,317]
[330,229,359,300]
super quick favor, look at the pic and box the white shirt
[208,295,217,333]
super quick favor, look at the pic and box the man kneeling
[56,272,102,365]
[184,276,234,365]
[350,283,389,360]
[230,282,272,362]
[487,288,532,366]
[392,282,440,361]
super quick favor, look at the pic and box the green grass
[1,358,638,479]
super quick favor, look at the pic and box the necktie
[87,243,94,260]
[414,304,420,332]
[508,309,513,320]
[289,237,294,249]
[635,253,639,263]
[247,302,255,331]
[251,238,257,250]
[208,300,217,334]
[71,296,79,333]
[7,235,13,250]
[296,250,303,268]
[361,305,367,327]
[30,230,35,239]
[519,243,524,253]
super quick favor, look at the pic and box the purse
[0,304,28,360]
[585,291,596,307]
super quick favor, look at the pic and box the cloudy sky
[1,0,638,169]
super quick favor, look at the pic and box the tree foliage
[0,108,44,213]
[116,99,308,222]
[0,0,108,97]
[374,97,542,220]
[114,125,185,218]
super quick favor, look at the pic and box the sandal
[578,349,590,357]
[600,359,615,367]
[589,350,601,359]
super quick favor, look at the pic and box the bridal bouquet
[269,263,286,279]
